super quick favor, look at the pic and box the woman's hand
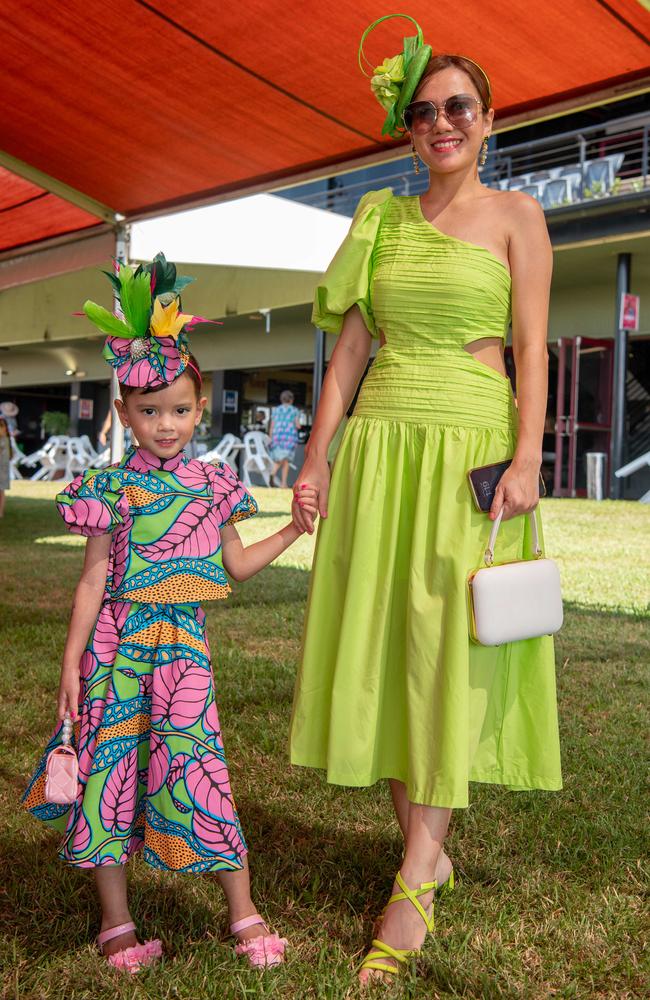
[490,460,541,521]
[57,663,80,722]
[292,457,331,534]
[292,484,319,533]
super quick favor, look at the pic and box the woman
[269,389,300,488]
[290,15,561,985]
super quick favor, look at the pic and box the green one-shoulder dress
[289,189,562,809]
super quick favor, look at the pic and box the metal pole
[110,225,129,464]
[312,327,326,421]
[610,253,631,499]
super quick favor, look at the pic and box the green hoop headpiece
[359,14,492,140]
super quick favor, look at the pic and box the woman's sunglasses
[402,94,483,134]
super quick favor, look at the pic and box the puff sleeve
[311,187,393,338]
[56,470,129,536]
[207,461,258,529]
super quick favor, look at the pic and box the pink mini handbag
[45,712,79,805]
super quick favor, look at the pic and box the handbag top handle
[484,508,543,567]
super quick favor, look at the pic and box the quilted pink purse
[45,712,79,805]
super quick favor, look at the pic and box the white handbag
[467,508,563,646]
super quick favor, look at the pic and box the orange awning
[1,0,648,253]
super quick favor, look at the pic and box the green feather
[118,266,152,338]
[83,300,134,338]
[101,269,122,297]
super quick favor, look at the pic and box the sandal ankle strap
[97,921,136,950]
[230,914,268,935]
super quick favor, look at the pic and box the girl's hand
[57,664,80,722]
[292,457,331,534]
[292,484,319,532]
[490,462,541,521]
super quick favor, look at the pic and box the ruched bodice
[313,188,511,351]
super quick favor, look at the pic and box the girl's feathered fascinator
[83,253,214,388]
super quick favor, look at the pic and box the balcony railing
[284,114,650,217]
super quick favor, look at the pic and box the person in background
[0,417,11,517]
[269,390,300,489]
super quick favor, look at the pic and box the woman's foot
[359,852,453,986]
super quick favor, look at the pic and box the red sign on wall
[619,293,640,332]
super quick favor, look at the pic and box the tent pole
[610,253,631,499]
[110,225,130,464]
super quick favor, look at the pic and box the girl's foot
[359,851,454,987]
[231,914,288,968]
[97,921,163,974]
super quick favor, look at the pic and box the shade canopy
[1,0,649,254]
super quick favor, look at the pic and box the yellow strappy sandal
[359,869,455,981]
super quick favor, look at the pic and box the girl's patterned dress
[23,446,257,873]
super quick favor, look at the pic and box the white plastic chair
[64,438,89,480]
[9,437,24,480]
[241,431,273,488]
[22,436,70,481]
[200,434,243,466]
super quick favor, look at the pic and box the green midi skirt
[290,347,562,808]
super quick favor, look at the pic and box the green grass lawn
[1,484,648,999]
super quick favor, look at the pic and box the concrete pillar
[610,253,631,499]
[68,380,80,437]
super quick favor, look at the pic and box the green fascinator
[358,14,432,138]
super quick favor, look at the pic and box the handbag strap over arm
[484,508,543,566]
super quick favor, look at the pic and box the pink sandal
[97,921,163,974]
[231,914,288,969]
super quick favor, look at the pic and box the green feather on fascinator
[358,14,432,138]
[83,253,195,340]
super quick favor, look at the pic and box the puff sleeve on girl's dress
[311,187,393,338]
[206,461,258,529]
[56,470,129,536]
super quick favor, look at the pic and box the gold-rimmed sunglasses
[403,94,483,134]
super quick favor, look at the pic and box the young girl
[23,254,316,973]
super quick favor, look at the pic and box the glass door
[553,337,614,497]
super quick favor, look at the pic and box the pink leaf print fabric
[70,807,92,853]
[173,460,211,491]
[92,602,130,662]
[56,473,129,537]
[101,749,138,834]
[185,755,237,825]
[147,734,171,796]
[134,498,220,561]
[151,659,211,729]
[207,463,253,527]
[192,807,242,855]
[110,520,132,591]
[77,698,106,784]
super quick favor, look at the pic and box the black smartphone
[467,459,546,512]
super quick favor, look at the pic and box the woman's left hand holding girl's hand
[292,483,319,533]
[490,458,541,521]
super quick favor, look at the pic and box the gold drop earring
[479,136,489,167]
[411,141,420,175]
